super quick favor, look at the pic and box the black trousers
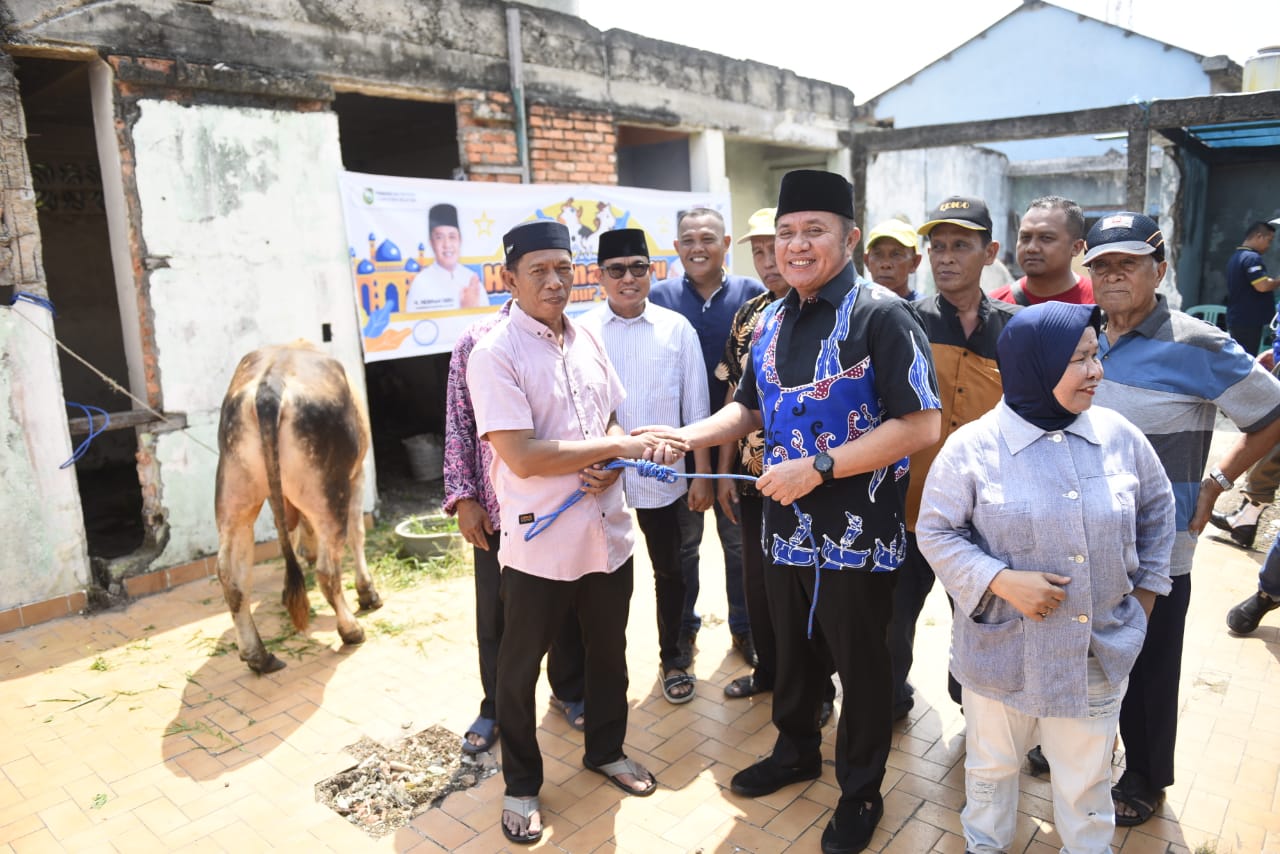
[741,494,837,698]
[1118,572,1191,792]
[496,560,634,797]
[473,530,584,720]
[740,494,775,686]
[636,501,688,670]
[887,532,935,711]
[766,562,896,804]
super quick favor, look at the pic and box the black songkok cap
[775,170,855,220]
[503,220,572,266]
[429,203,460,231]
[597,228,649,264]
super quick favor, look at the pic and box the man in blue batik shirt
[645,171,941,854]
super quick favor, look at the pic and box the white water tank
[1243,46,1280,92]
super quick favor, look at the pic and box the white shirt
[405,262,473,312]
[580,300,710,509]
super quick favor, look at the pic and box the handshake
[623,425,690,466]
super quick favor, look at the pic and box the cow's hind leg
[348,490,382,613]
[216,522,286,674]
[313,534,365,646]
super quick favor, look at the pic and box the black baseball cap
[1083,212,1165,264]
[917,196,993,236]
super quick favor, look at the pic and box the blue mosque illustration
[352,233,430,315]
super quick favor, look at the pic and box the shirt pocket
[971,501,1037,565]
[956,616,1025,694]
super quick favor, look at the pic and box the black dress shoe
[730,756,821,797]
[1026,745,1050,776]
[1227,591,1280,634]
[1228,522,1259,549]
[821,798,883,854]
[1208,509,1235,533]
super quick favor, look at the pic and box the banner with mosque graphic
[337,172,732,361]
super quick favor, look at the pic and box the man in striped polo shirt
[581,228,711,704]
[1088,212,1280,827]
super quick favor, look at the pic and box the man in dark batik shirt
[645,170,941,854]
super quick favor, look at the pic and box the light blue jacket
[917,401,1174,718]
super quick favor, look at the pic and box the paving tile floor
[2,476,1279,852]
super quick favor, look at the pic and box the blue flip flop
[461,715,499,755]
[550,696,586,732]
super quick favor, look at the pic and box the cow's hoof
[357,591,383,613]
[339,625,366,646]
[247,653,287,674]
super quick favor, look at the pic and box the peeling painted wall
[0,304,90,610]
[127,99,373,566]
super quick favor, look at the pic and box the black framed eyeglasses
[602,261,651,279]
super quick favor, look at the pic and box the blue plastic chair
[1185,304,1227,331]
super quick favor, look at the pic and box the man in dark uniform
[1225,220,1279,355]
[647,170,941,854]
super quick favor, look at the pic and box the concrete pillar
[689,129,729,194]
[0,50,91,610]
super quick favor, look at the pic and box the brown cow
[215,341,382,673]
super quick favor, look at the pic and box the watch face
[815,453,834,474]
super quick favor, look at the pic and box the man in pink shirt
[469,220,674,845]
[990,196,1094,306]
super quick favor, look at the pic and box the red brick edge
[0,540,282,636]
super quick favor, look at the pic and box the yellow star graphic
[474,211,495,237]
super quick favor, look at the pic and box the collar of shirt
[601,300,656,327]
[508,298,575,344]
[683,270,727,305]
[780,260,857,310]
[1102,293,1169,347]
[998,399,1101,454]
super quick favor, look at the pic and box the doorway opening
[15,56,143,559]
[334,93,460,498]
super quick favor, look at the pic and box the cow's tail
[255,375,310,633]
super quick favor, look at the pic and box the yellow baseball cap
[737,207,777,244]
[865,219,919,251]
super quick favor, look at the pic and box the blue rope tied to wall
[9,291,57,316]
[61,403,110,469]
[524,457,825,636]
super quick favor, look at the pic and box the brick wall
[529,104,616,185]
[0,54,45,296]
[455,90,522,184]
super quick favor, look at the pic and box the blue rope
[9,291,57,316]
[61,403,110,469]
[524,457,824,639]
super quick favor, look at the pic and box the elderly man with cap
[862,218,922,301]
[579,228,710,705]
[1083,212,1280,827]
[714,208,837,723]
[406,202,486,311]
[469,220,677,845]
[643,171,941,854]
[888,196,1020,724]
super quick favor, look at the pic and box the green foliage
[89,656,109,672]
[357,517,472,591]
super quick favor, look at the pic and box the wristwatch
[1207,467,1233,490]
[813,452,835,484]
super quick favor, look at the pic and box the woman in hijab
[916,302,1175,854]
